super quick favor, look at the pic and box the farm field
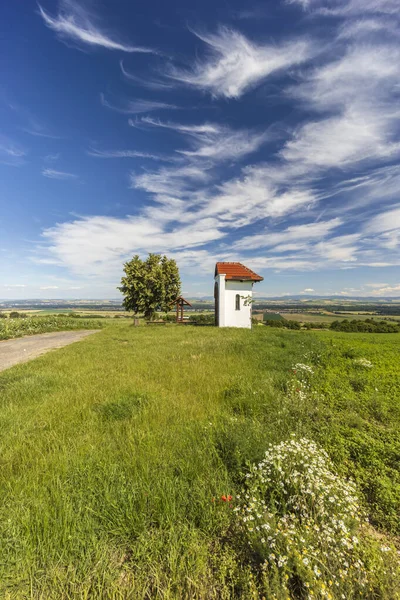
[0,322,399,598]
[0,315,103,341]
[278,312,400,323]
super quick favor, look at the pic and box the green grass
[0,316,103,340]
[0,323,399,598]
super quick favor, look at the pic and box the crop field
[0,322,399,598]
[0,316,103,340]
[279,312,400,324]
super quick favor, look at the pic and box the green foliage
[331,318,400,333]
[189,313,215,325]
[0,315,103,340]
[9,311,26,319]
[264,318,301,329]
[304,321,330,329]
[118,253,181,321]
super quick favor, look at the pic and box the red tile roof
[215,262,264,282]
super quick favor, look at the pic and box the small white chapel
[214,262,264,329]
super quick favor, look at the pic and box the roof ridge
[215,261,263,282]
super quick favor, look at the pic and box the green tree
[118,254,181,321]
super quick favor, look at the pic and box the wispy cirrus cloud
[120,61,173,90]
[138,117,268,162]
[100,93,178,114]
[288,0,399,14]
[42,168,78,180]
[233,218,343,250]
[0,136,26,166]
[282,42,400,170]
[87,147,172,161]
[34,7,400,287]
[138,117,220,135]
[165,26,312,98]
[38,0,155,53]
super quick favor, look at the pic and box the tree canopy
[118,254,181,320]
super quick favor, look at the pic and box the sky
[1,0,400,300]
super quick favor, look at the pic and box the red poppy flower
[221,495,227,502]
[227,495,233,501]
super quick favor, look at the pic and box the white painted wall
[215,277,253,328]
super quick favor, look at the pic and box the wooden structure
[175,296,192,323]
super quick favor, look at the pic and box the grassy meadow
[0,322,399,598]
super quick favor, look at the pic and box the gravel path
[0,330,99,373]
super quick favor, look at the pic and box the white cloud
[42,168,78,180]
[132,164,210,197]
[234,218,342,249]
[283,45,400,169]
[33,13,400,286]
[39,213,224,278]
[87,148,171,161]
[319,0,400,17]
[196,167,316,227]
[364,205,400,234]
[40,286,59,290]
[138,117,221,135]
[138,117,267,162]
[0,136,26,166]
[120,61,172,90]
[363,205,400,251]
[281,111,398,168]
[166,26,311,98]
[367,283,400,296]
[38,0,154,53]
[101,93,178,114]
[303,288,315,292]
[44,153,60,162]
[288,0,399,15]
[313,234,360,262]
[337,18,399,39]
[4,284,26,288]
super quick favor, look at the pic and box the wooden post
[134,318,140,327]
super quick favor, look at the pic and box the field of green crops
[0,322,399,598]
[0,315,103,340]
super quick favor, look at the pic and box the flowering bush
[236,436,399,599]
[353,358,374,369]
[293,363,314,375]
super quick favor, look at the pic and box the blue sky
[1,0,400,299]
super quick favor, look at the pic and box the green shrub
[331,319,400,333]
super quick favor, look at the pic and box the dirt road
[0,330,99,373]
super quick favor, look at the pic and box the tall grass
[0,316,103,340]
[0,323,398,598]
